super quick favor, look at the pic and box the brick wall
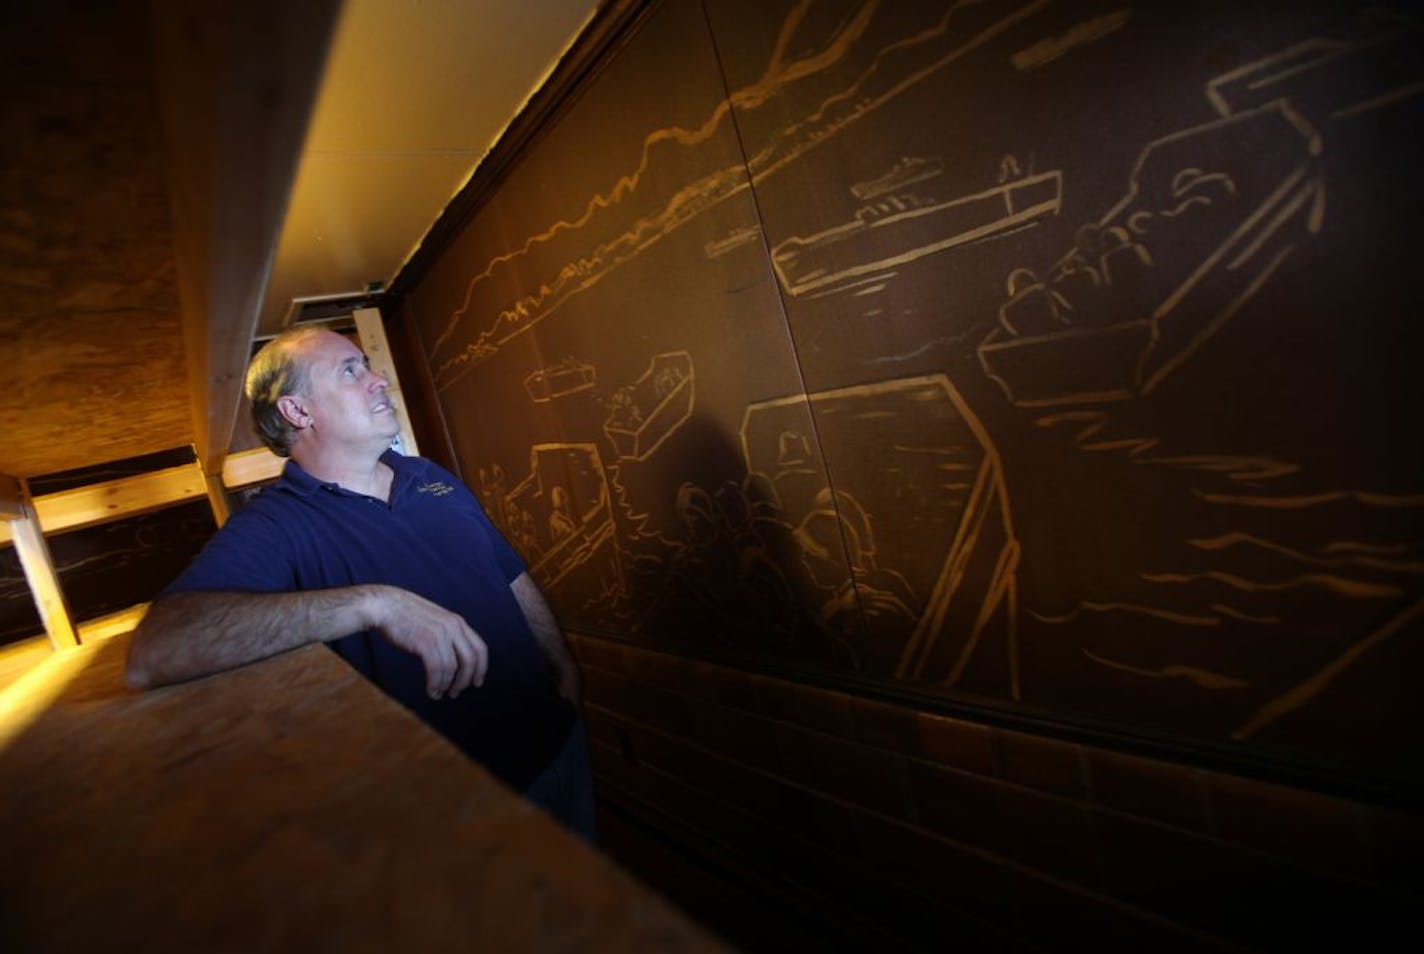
[572,633,1421,951]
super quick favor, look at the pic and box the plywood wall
[1,0,192,478]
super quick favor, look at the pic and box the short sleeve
[428,461,525,585]
[163,506,297,596]
[468,491,526,584]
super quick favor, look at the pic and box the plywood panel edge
[148,0,342,477]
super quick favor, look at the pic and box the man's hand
[361,585,488,700]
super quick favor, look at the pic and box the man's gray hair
[245,326,325,457]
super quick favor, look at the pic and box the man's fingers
[425,639,455,700]
[448,628,476,698]
[463,621,488,688]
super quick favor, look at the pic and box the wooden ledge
[0,635,724,951]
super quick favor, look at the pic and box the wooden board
[0,636,725,952]
[0,0,193,478]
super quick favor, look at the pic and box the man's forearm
[510,572,581,702]
[125,587,376,689]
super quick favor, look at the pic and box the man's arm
[125,585,488,700]
[510,572,582,705]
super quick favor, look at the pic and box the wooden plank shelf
[0,636,724,952]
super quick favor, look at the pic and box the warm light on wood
[0,473,23,520]
[149,0,341,479]
[27,463,208,536]
[76,603,149,642]
[10,493,79,651]
[203,471,231,527]
[220,447,284,489]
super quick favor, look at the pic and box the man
[126,326,593,840]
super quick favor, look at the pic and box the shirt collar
[277,449,415,498]
[276,457,326,497]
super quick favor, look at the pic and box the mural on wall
[408,0,1424,782]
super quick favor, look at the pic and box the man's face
[287,330,400,453]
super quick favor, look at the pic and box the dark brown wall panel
[403,0,1424,794]
[0,546,44,647]
[408,0,858,669]
[48,500,217,624]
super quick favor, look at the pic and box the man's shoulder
[387,451,453,479]
[388,453,471,497]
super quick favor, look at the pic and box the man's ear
[276,394,311,430]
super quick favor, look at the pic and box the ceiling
[259,0,598,337]
[0,0,596,481]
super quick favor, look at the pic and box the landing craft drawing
[772,163,1063,299]
[741,374,1020,692]
[603,351,694,461]
[504,443,622,600]
[977,100,1324,406]
[523,358,596,403]
[1205,10,1421,122]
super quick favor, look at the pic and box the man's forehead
[298,330,364,367]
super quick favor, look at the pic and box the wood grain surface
[0,636,724,952]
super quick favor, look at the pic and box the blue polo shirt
[166,450,575,789]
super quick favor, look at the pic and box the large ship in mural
[741,374,1020,693]
[977,100,1324,406]
[771,163,1063,299]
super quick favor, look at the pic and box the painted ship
[504,443,622,596]
[740,374,1020,691]
[523,358,596,403]
[603,351,694,461]
[977,101,1324,407]
[771,168,1063,298]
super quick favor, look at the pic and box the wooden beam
[353,308,420,457]
[10,489,79,651]
[204,472,231,528]
[30,463,207,537]
[76,604,150,642]
[0,474,22,521]
[221,447,285,489]
[148,0,342,478]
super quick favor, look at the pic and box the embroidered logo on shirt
[416,481,455,497]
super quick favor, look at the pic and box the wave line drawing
[1083,649,1250,689]
[1208,603,1280,625]
[1192,489,1424,509]
[1187,532,1424,574]
[1142,570,1403,599]
[1027,601,1220,627]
